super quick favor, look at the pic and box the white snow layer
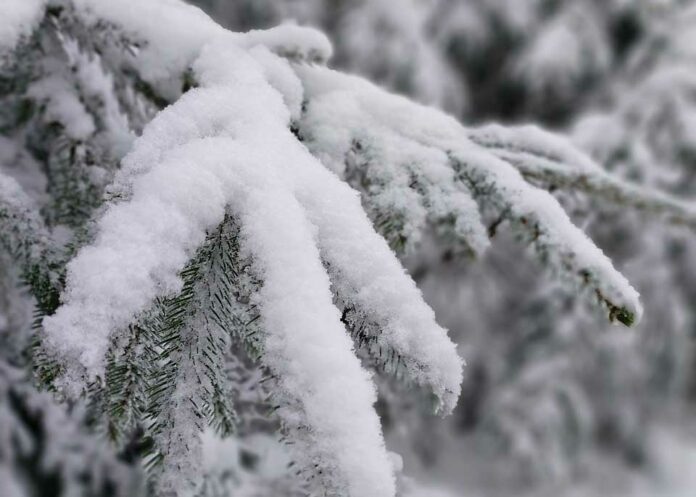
[71,0,330,97]
[43,27,463,495]
[296,65,642,324]
[0,0,46,54]
[38,0,645,493]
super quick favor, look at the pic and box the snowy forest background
[2,0,696,496]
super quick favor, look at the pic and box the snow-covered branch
[469,124,696,230]
[297,66,642,325]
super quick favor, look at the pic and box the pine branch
[339,305,446,413]
[468,124,696,230]
[452,154,639,326]
[341,137,489,257]
[296,64,642,327]
[137,212,262,491]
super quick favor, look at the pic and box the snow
[239,23,332,64]
[468,123,603,175]
[0,0,46,54]
[292,160,465,413]
[238,164,395,497]
[471,122,696,233]
[72,0,331,98]
[29,2,654,494]
[27,76,95,140]
[297,64,642,325]
[72,0,225,89]
[43,17,473,488]
[59,37,135,157]
[298,67,489,258]
[46,37,450,496]
[247,45,305,120]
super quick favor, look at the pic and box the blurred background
[186,1,696,496]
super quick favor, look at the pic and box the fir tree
[1,1,695,496]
